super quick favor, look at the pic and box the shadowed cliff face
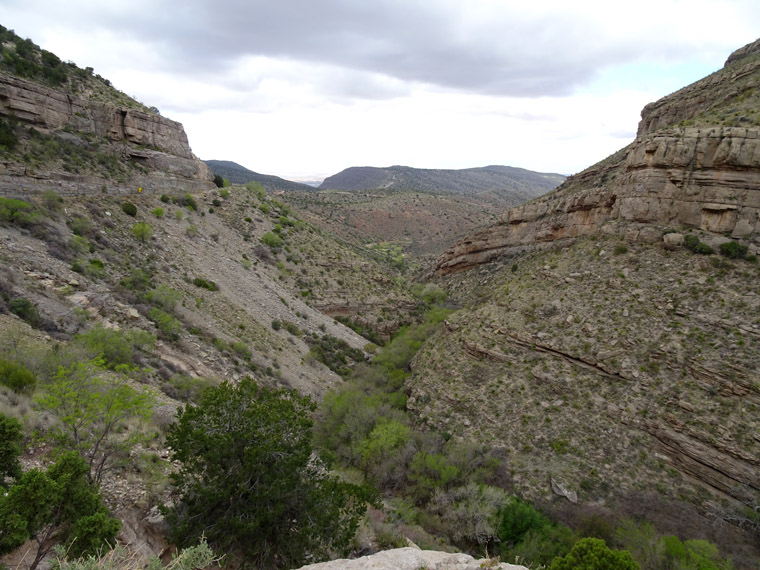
[0,73,213,196]
[436,39,760,275]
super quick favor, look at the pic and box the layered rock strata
[0,73,213,195]
[436,40,760,275]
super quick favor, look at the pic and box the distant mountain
[319,165,565,199]
[204,160,315,192]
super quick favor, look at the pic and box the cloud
[2,0,760,178]
[6,0,760,105]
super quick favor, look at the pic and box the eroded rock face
[437,127,760,275]
[296,548,528,570]
[436,38,760,275]
[0,73,213,195]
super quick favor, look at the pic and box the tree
[162,378,374,569]
[0,413,23,487]
[36,359,154,485]
[549,537,639,570]
[212,174,224,188]
[0,451,120,570]
[497,497,550,547]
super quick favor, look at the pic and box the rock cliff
[436,39,760,275]
[0,73,213,196]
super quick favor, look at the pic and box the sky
[2,1,760,181]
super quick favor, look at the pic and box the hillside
[407,38,760,567]
[204,159,315,192]
[320,164,564,199]
[282,189,510,263]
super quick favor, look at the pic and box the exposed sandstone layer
[436,40,760,275]
[0,73,213,195]
[437,126,760,274]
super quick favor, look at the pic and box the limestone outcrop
[436,39,760,275]
[296,548,528,570]
[0,73,213,195]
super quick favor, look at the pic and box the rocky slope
[409,38,760,567]
[436,40,760,275]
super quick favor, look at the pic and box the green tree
[212,174,224,188]
[0,452,120,570]
[549,537,639,570]
[162,378,374,568]
[496,497,550,547]
[0,414,23,487]
[36,360,154,485]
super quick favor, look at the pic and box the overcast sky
[2,1,760,181]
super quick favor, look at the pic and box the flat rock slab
[296,548,528,570]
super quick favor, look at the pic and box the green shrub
[183,193,198,211]
[41,190,63,214]
[0,197,38,228]
[0,358,36,395]
[719,241,748,259]
[684,234,713,255]
[161,374,216,404]
[75,326,155,369]
[119,268,153,291]
[121,202,137,217]
[131,222,152,242]
[160,194,170,203]
[0,116,18,151]
[219,189,230,198]
[0,413,23,486]
[282,320,302,336]
[0,452,121,565]
[307,335,366,377]
[613,244,629,255]
[271,320,282,330]
[8,297,43,328]
[146,285,181,312]
[507,524,576,567]
[152,207,165,218]
[261,232,283,248]
[496,497,550,547]
[192,277,218,291]
[212,198,221,207]
[213,175,224,188]
[548,538,639,570]
[70,217,94,237]
[148,308,182,340]
[231,342,251,360]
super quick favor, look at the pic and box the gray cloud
[4,0,760,100]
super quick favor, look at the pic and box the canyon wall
[0,73,213,196]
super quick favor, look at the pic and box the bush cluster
[684,234,713,255]
[192,277,218,291]
[121,202,137,217]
